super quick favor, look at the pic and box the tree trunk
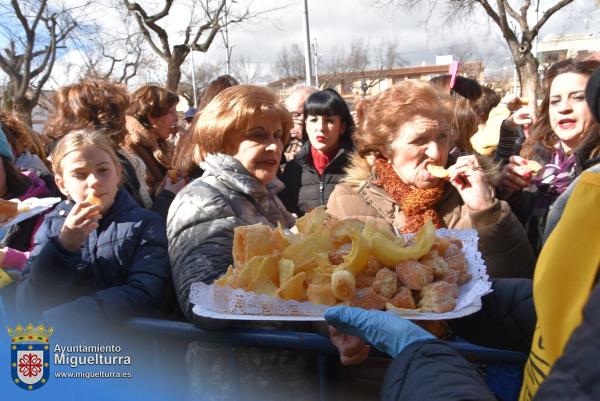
[516,53,540,110]
[507,35,541,110]
[165,46,189,92]
[166,59,182,92]
[12,97,34,127]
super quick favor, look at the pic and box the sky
[2,0,600,88]
[188,0,600,80]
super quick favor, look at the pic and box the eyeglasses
[291,112,304,125]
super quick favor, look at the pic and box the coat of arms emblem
[7,323,53,390]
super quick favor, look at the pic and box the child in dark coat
[16,129,170,326]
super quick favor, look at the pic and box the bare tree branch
[0,0,84,124]
[122,0,283,91]
[531,0,575,39]
[371,0,581,104]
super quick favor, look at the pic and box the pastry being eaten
[427,164,449,179]
[523,160,542,174]
[167,170,178,182]
[85,192,102,207]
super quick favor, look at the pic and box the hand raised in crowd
[164,176,188,194]
[159,173,188,195]
[500,94,524,113]
[447,155,495,212]
[504,106,536,131]
[58,201,102,252]
[328,325,371,365]
[500,155,535,196]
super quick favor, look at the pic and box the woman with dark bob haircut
[279,88,355,216]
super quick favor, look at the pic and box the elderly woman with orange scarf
[326,80,535,366]
[327,80,535,280]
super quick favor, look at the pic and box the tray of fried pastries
[0,197,61,229]
[191,207,492,321]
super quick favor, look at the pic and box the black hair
[430,74,482,101]
[585,67,600,125]
[2,156,31,199]
[303,88,355,141]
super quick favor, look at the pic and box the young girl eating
[16,129,170,325]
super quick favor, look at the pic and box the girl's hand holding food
[58,199,102,252]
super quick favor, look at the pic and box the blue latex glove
[325,306,434,357]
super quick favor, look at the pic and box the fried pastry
[395,259,434,290]
[523,160,542,174]
[389,287,416,309]
[437,268,459,284]
[355,273,375,289]
[442,241,467,271]
[418,281,460,313]
[0,199,18,223]
[85,192,102,207]
[362,257,384,276]
[349,287,387,310]
[166,169,179,182]
[427,164,449,179]
[372,268,398,298]
[328,243,352,265]
[420,250,449,276]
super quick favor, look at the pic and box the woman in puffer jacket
[167,86,320,401]
[167,85,294,320]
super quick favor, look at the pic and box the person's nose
[87,173,100,189]
[557,98,573,114]
[319,117,328,131]
[425,141,442,160]
[265,135,280,152]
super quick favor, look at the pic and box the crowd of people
[0,53,599,400]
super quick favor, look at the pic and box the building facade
[268,61,485,105]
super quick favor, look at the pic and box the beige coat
[327,154,535,278]
[125,115,173,194]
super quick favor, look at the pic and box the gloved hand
[325,306,434,357]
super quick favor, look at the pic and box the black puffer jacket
[279,139,353,216]
[16,188,171,324]
[381,278,535,401]
[381,276,600,401]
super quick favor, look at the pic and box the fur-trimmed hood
[342,152,375,188]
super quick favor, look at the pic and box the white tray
[191,228,493,321]
[0,197,61,229]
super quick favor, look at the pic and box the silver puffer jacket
[167,153,295,320]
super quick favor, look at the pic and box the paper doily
[190,228,492,321]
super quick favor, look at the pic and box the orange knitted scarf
[373,157,445,234]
